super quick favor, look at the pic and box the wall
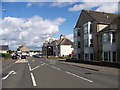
[97,24,108,32]
[60,45,73,56]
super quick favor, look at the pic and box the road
[1,57,119,88]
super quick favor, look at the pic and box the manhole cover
[84,72,91,74]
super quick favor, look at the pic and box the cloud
[68,1,119,13]
[1,16,66,50]
[66,33,73,42]
[26,2,32,7]
[49,0,79,8]
[50,2,77,7]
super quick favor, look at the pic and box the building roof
[97,15,120,36]
[84,10,118,24]
[60,38,73,45]
[19,46,29,52]
[0,45,9,50]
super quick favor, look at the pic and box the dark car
[21,55,26,59]
[11,55,18,59]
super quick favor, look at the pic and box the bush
[0,53,11,58]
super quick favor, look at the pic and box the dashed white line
[30,73,37,87]
[51,66,61,70]
[41,63,46,66]
[65,71,93,83]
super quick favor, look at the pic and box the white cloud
[66,33,73,42]
[68,2,119,13]
[1,16,66,50]
[26,2,32,7]
[2,0,119,2]
[50,2,77,7]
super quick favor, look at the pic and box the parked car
[21,55,26,59]
[33,54,42,58]
[11,55,18,59]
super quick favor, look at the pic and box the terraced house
[74,10,120,63]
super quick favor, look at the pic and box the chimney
[60,34,65,40]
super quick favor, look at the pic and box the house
[58,36,74,57]
[0,45,9,53]
[17,45,29,56]
[42,41,49,57]
[42,35,74,57]
[74,10,119,62]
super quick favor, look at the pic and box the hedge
[0,53,11,58]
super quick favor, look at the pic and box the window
[84,39,88,47]
[85,54,89,60]
[74,30,77,37]
[90,24,92,34]
[84,23,88,34]
[103,33,111,43]
[90,44,93,47]
[90,54,93,60]
[77,31,80,36]
[112,32,116,42]
[113,52,116,62]
[78,42,80,48]
[78,53,80,59]
[90,39,93,44]
[104,52,108,61]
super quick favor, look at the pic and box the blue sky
[2,2,79,38]
[1,1,119,50]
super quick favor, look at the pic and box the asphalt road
[1,57,119,88]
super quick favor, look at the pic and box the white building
[0,45,9,53]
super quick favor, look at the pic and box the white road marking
[31,66,39,71]
[30,73,37,87]
[46,64,49,65]
[15,59,28,63]
[65,71,93,83]
[41,63,46,66]
[51,66,61,70]
[28,63,32,71]
[2,70,16,80]
[32,60,35,62]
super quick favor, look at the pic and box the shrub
[0,53,11,58]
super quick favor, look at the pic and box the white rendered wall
[60,45,73,56]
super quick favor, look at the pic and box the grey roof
[97,15,120,35]
[60,38,73,45]
[84,10,118,24]
[0,45,9,50]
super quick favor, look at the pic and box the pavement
[60,61,119,76]
[1,57,119,88]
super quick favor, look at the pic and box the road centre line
[28,63,32,71]
[27,62,37,86]
[65,71,93,83]
[51,65,61,70]
[30,73,37,87]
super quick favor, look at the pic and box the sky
[1,0,119,50]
